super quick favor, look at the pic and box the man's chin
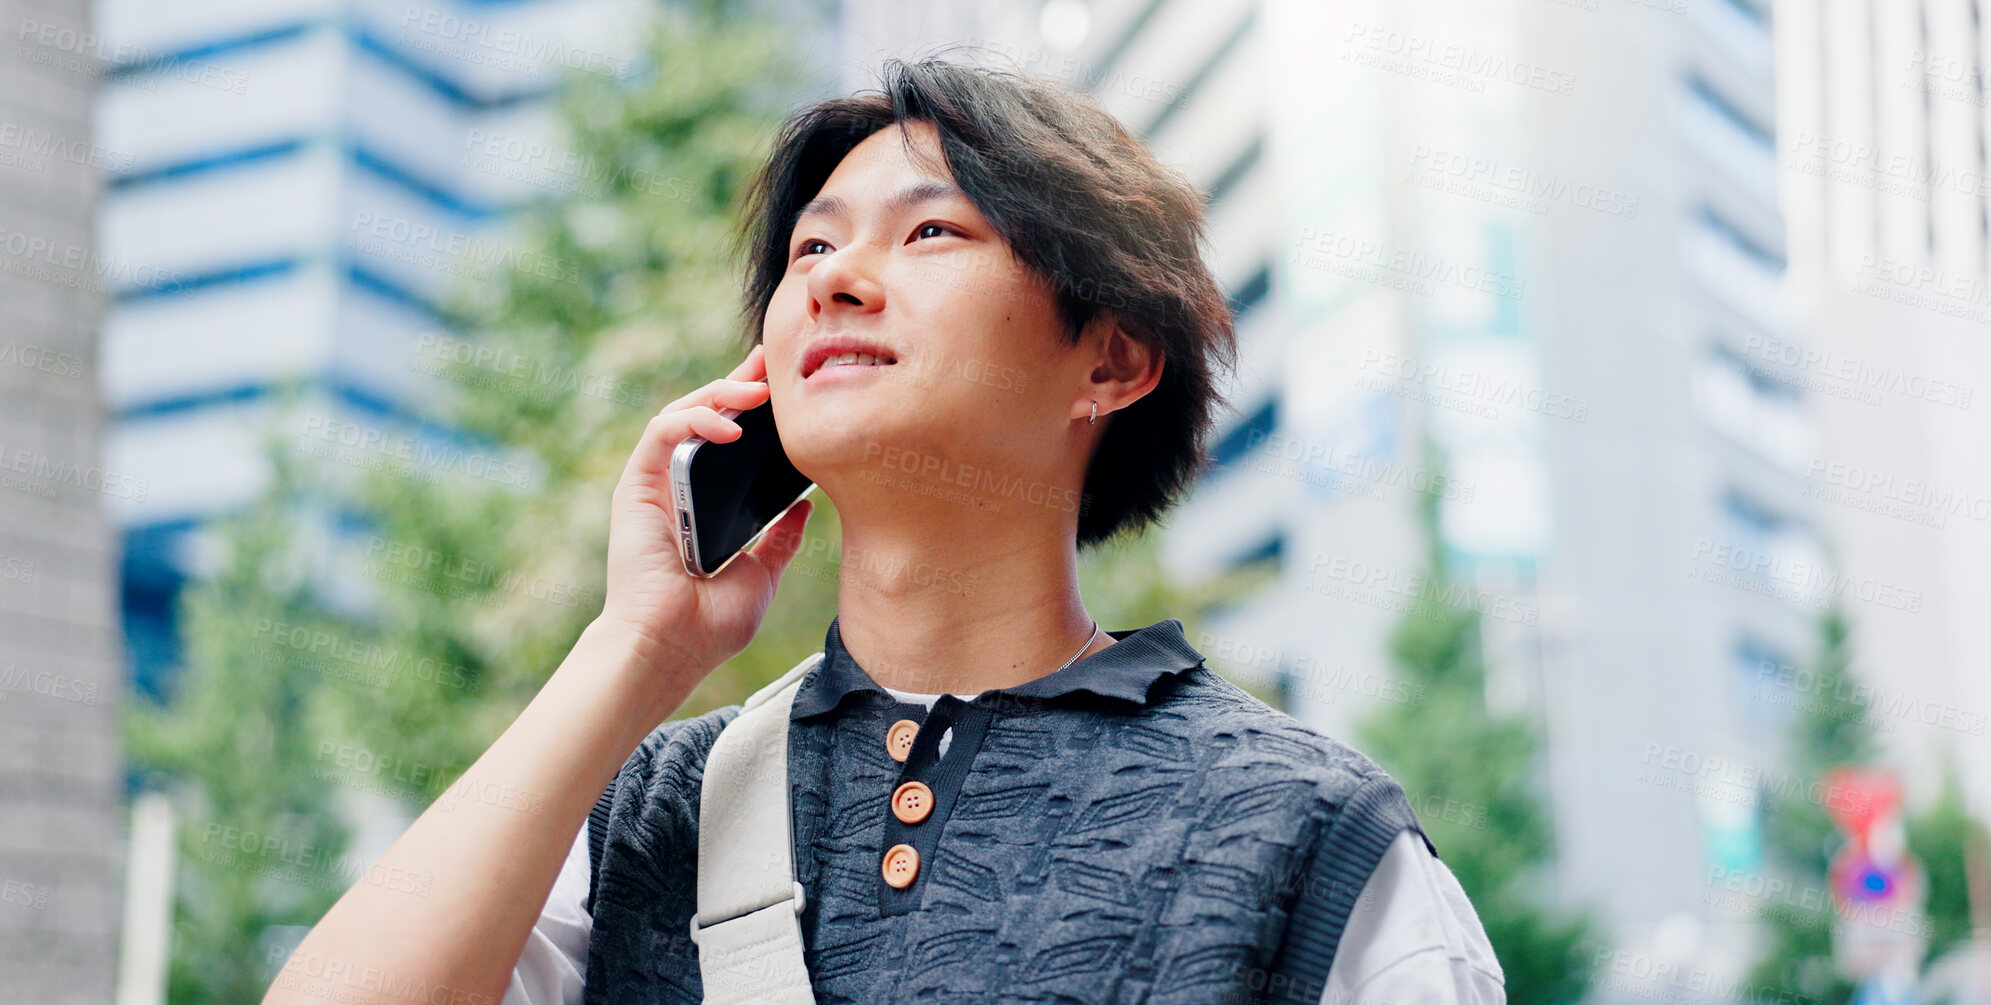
[787,416,936,472]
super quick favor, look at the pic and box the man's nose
[807,246,885,321]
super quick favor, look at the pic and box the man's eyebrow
[794,180,970,227]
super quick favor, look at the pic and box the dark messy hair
[733,55,1238,551]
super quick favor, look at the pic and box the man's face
[761,120,1088,496]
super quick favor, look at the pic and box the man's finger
[616,407,736,499]
[726,343,768,383]
[662,378,768,416]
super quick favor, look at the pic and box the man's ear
[1087,313,1164,420]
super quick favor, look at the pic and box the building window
[1719,489,1824,595]
[1682,208,1785,328]
[1681,76,1778,203]
[1209,395,1277,469]
[1686,75,1773,149]
[1691,344,1813,473]
[1731,635,1798,728]
[1208,134,1263,207]
[1228,263,1272,319]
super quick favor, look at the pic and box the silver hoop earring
[1089,401,1098,425]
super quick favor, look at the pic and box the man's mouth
[802,339,902,378]
[815,351,897,373]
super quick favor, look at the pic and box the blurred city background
[3,0,1989,1001]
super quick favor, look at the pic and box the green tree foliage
[1748,606,1875,1005]
[124,446,351,1003]
[1748,606,1989,1003]
[1355,478,1597,1005]
[1909,760,1990,971]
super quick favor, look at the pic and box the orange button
[881,843,920,888]
[891,781,934,824]
[885,719,920,762]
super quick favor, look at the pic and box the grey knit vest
[581,656,1429,1004]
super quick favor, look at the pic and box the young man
[265,60,1502,1005]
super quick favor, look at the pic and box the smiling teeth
[821,351,892,370]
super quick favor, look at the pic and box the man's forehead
[796,176,971,228]
[802,126,970,225]
[831,121,944,180]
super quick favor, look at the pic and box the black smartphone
[668,395,816,578]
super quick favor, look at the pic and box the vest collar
[790,615,1207,721]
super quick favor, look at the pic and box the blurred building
[838,0,1832,992]
[1774,0,1991,819]
[93,0,647,699]
[0,0,126,999]
[1178,0,1804,985]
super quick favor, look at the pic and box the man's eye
[794,239,830,260]
[911,223,955,242]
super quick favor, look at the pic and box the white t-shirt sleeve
[502,819,594,1005]
[1320,830,1506,1005]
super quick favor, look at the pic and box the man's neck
[830,514,1110,697]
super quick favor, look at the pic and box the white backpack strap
[689,651,824,1004]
